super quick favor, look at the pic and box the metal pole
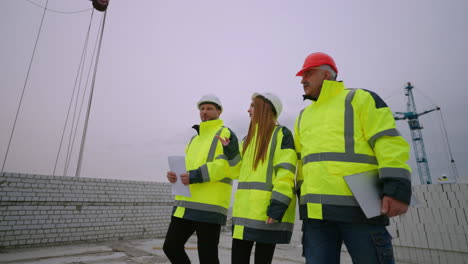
[76,11,107,177]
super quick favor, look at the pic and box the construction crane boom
[393,82,440,184]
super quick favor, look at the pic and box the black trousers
[231,238,276,264]
[163,216,221,264]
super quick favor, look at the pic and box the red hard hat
[296,52,338,76]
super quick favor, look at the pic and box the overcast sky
[1,0,467,184]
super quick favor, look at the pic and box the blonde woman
[219,92,296,264]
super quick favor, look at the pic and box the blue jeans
[302,219,394,264]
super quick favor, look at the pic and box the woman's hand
[216,135,230,146]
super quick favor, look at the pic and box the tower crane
[394,82,440,184]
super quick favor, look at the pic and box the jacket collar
[192,119,224,135]
[304,80,345,104]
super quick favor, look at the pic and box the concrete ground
[0,230,355,264]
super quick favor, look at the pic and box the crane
[394,82,440,184]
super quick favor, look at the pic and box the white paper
[168,156,191,197]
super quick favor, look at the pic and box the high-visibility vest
[173,119,239,225]
[232,125,297,244]
[294,80,411,223]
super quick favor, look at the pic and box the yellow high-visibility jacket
[173,119,240,225]
[294,80,411,224]
[232,125,296,244]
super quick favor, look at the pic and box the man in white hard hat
[163,94,240,264]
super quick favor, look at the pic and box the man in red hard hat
[294,52,412,263]
[295,52,338,101]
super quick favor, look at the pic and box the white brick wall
[0,172,173,248]
[287,183,468,263]
[391,183,468,263]
[2,173,468,263]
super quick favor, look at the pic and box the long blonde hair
[243,96,277,170]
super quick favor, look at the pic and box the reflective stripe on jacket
[173,119,239,225]
[294,80,411,224]
[232,125,297,244]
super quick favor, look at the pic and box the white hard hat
[252,92,282,117]
[197,94,223,112]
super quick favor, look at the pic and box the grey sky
[1,0,467,183]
